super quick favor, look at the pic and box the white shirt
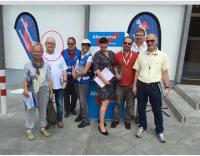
[43,52,67,89]
[132,41,147,53]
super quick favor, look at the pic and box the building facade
[0,4,199,85]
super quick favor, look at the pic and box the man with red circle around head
[43,37,67,128]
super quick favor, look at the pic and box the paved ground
[0,90,200,155]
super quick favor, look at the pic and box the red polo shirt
[114,51,138,87]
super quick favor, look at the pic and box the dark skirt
[96,78,117,101]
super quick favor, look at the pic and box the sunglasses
[123,42,132,45]
[146,40,155,43]
[67,43,74,45]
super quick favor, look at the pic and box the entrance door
[182,5,200,84]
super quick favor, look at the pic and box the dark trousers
[64,79,78,113]
[137,80,164,134]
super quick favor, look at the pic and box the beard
[124,46,131,52]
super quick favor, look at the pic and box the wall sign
[88,32,125,47]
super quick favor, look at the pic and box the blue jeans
[54,89,64,122]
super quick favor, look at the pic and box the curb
[163,96,185,123]
[173,85,200,110]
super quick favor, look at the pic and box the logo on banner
[127,12,161,49]
[14,12,40,60]
[88,32,125,47]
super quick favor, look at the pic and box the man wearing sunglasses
[132,33,170,143]
[62,37,81,119]
[111,36,138,129]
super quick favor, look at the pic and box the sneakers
[110,121,119,128]
[77,121,90,128]
[158,133,166,143]
[136,127,145,138]
[75,115,82,122]
[27,132,35,141]
[124,122,131,130]
[40,130,51,137]
[57,121,64,128]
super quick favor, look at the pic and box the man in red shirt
[111,36,138,129]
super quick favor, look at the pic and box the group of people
[23,28,170,143]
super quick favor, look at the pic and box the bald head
[45,37,56,44]
[146,33,158,52]
[146,34,158,43]
[45,37,56,54]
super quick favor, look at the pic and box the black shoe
[98,119,107,126]
[75,115,82,122]
[124,122,131,130]
[64,112,70,118]
[135,117,139,124]
[77,121,90,128]
[98,125,108,136]
[71,110,77,115]
[111,121,119,128]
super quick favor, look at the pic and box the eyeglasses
[67,43,74,45]
[146,40,155,43]
[123,42,132,45]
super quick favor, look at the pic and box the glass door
[182,5,200,84]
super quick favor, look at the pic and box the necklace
[121,51,132,70]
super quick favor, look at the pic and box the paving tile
[179,135,200,149]
[132,139,167,155]
[86,142,116,155]
[105,138,133,154]
[0,149,28,155]
[2,137,36,152]
[168,143,200,155]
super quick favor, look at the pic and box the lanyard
[122,51,133,68]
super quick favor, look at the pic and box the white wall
[90,5,185,80]
[3,5,85,69]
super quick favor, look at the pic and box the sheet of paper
[23,92,35,110]
[94,67,114,88]
[94,76,105,88]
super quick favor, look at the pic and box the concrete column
[0,5,5,70]
[175,5,192,83]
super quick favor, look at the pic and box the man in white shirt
[131,28,148,123]
[43,37,67,128]
[132,28,147,53]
